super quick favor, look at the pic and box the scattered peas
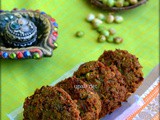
[108,28,116,35]
[114,37,123,44]
[114,15,124,23]
[85,12,124,44]
[98,35,106,42]
[97,26,106,33]
[106,36,114,43]
[92,18,103,28]
[92,18,103,24]
[76,31,84,37]
[100,30,110,37]
[96,13,105,21]
[106,14,115,23]
[86,13,95,22]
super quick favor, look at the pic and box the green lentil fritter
[98,49,144,96]
[23,49,144,119]
[56,77,101,120]
[74,61,127,118]
[23,86,81,120]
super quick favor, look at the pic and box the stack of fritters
[23,49,143,120]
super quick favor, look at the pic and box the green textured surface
[1,0,159,119]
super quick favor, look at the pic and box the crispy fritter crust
[74,61,127,118]
[23,49,144,119]
[23,86,81,120]
[98,49,144,95]
[56,77,101,120]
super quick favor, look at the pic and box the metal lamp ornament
[0,9,58,59]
